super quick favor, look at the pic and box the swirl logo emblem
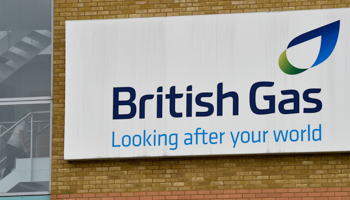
[279,20,340,75]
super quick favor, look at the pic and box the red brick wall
[51,187,350,200]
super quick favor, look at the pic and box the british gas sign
[65,8,350,160]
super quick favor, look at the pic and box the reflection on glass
[0,0,52,99]
[0,0,52,195]
[0,104,50,193]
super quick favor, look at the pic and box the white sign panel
[65,8,350,160]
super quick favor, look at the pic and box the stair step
[0,62,13,70]
[14,41,41,52]
[0,56,8,64]
[26,31,51,43]
[0,63,14,74]
[0,30,51,85]
[7,181,49,193]
[1,51,27,61]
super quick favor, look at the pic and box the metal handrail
[0,111,50,173]
[0,120,49,125]
[0,111,50,138]
[0,124,8,132]
[0,31,7,40]
[35,123,50,136]
[0,121,50,164]
[25,123,50,146]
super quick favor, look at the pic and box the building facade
[2,0,350,199]
[52,0,350,199]
[0,0,52,199]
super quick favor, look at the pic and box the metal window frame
[0,0,53,196]
[0,100,52,197]
[0,192,50,197]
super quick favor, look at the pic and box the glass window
[0,103,51,193]
[0,0,52,99]
[0,0,52,196]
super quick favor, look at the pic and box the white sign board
[65,8,350,160]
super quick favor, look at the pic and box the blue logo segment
[279,20,340,75]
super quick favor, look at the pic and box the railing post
[30,113,33,181]
[36,123,41,157]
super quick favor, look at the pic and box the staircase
[0,157,50,193]
[0,30,51,84]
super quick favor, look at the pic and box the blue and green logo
[279,20,340,75]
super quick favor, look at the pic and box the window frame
[0,0,53,196]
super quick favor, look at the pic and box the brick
[210,190,224,194]
[204,195,217,198]
[282,193,295,197]
[140,197,152,200]
[147,192,159,196]
[184,191,197,195]
[289,188,302,193]
[223,189,237,194]
[322,192,335,196]
[243,193,256,198]
[217,194,230,198]
[121,193,134,197]
[237,189,250,193]
[256,193,269,197]
[276,189,288,193]
[134,192,147,196]
[334,192,348,196]
[270,193,283,197]
[96,193,108,197]
[159,192,172,196]
[57,195,70,198]
[198,190,211,194]
[115,198,128,200]
[308,193,321,197]
[153,196,165,200]
[263,189,276,193]
[165,196,178,199]
[315,188,328,192]
[328,198,341,200]
[178,196,191,199]
[328,187,342,192]
[300,198,314,200]
[302,188,315,192]
[341,187,350,191]
[83,194,95,197]
[230,194,243,198]
[190,195,203,199]
[295,193,308,197]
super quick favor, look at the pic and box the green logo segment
[279,20,340,75]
